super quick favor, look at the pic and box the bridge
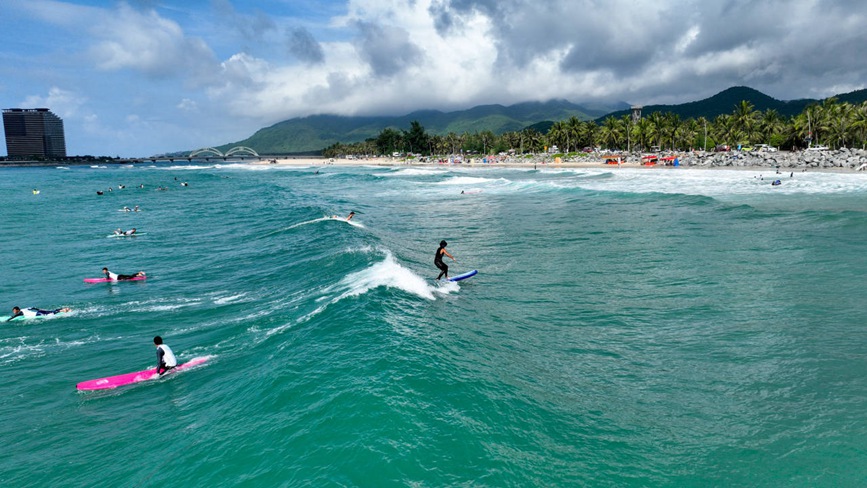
[189,146,259,158]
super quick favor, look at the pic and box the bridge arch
[189,147,223,157]
[224,146,259,157]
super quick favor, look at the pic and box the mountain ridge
[212,86,867,154]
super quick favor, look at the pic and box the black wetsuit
[435,246,448,280]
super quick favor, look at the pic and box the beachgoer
[154,336,177,375]
[7,306,71,322]
[102,267,146,281]
[434,240,456,280]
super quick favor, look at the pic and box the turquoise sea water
[2,163,867,486]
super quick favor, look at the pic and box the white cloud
[20,87,87,119]
[87,3,218,78]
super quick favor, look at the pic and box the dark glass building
[3,108,67,158]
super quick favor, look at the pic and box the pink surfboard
[76,356,209,391]
[84,276,147,283]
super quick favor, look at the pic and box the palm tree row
[323,98,867,158]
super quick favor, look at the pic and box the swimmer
[96,191,104,196]
[7,306,71,322]
[32,189,40,195]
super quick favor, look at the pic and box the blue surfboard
[449,270,478,282]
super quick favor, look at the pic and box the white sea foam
[336,252,436,300]
[386,168,444,177]
[569,168,867,197]
[435,176,502,186]
[213,293,248,305]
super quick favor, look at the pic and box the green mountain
[216,100,624,154]
[599,86,867,121]
[213,86,867,155]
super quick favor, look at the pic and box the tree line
[322,98,867,158]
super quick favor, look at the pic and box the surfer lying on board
[102,268,146,281]
[7,306,71,321]
[435,240,457,280]
[124,228,137,236]
[154,336,177,375]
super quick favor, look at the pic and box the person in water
[331,211,355,221]
[7,306,71,321]
[434,240,456,280]
[114,228,124,236]
[124,228,137,236]
[154,336,177,375]
[102,267,146,281]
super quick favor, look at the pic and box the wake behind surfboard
[76,356,209,391]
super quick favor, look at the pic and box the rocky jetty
[673,148,867,170]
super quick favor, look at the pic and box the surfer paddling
[102,267,146,281]
[7,306,71,322]
[154,336,177,375]
[435,240,456,280]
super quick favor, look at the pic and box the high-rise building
[3,108,67,158]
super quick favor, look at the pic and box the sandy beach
[255,152,867,174]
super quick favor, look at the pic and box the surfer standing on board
[7,306,71,321]
[154,336,177,375]
[435,240,456,280]
[103,267,145,281]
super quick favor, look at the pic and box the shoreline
[253,155,867,174]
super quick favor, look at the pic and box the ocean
[2,163,866,486]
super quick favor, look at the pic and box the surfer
[154,336,177,375]
[122,206,131,212]
[346,211,355,221]
[7,306,71,321]
[102,267,146,281]
[114,228,123,236]
[434,240,456,280]
[133,205,140,212]
[124,228,137,236]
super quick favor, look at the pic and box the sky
[1,0,866,157]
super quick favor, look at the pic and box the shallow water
[2,163,866,486]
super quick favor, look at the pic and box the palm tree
[732,100,759,145]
